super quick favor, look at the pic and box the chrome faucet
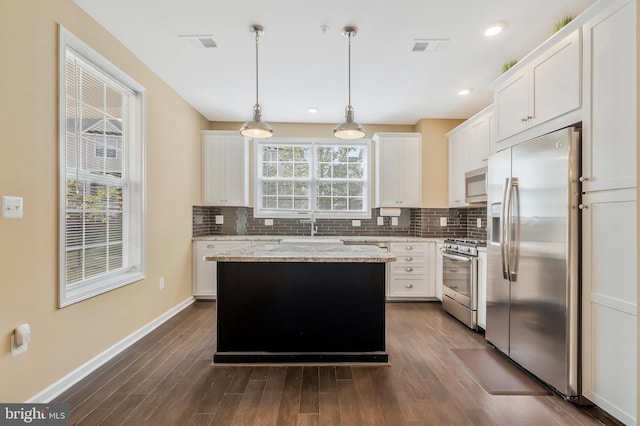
[299,213,318,236]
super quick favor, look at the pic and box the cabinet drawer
[394,254,426,265]
[388,277,428,296]
[391,264,427,276]
[389,243,428,254]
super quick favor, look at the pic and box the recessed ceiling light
[458,88,472,96]
[308,107,319,114]
[484,22,506,37]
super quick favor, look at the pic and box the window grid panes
[256,140,369,218]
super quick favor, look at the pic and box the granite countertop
[194,235,444,243]
[204,243,397,263]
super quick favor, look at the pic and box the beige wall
[415,119,464,207]
[0,0,207,401]
[212,120,461,208]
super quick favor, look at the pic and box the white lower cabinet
[387,242,437,300]
[193,240,273,298]
[477,251,487,330]
[581,188,637,425]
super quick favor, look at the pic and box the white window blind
[59,27,145,307]
[255,139,370,219]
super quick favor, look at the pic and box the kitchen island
[205,244,396,364]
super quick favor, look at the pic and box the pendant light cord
[255,30,260,105]
[347,31,352,107]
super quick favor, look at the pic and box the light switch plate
[2,196,23,219]
[265,219,274,226]
[440,217,447,227]
[391,217,399,226]
[477,218,482,228]
[352,220,361,227]
[215,215,224,225]
[377,216,384,226]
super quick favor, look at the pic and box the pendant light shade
[334,26,365,140]
[240,25,273,139]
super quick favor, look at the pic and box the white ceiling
[74,0,596,125]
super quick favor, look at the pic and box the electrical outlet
[265,219,274,226]
[159,277,165,289]
[377,216,384,226]
[194,214,204,225]
[352,220,361,227]
[440,217,447,227]
[477,218,482,228]
[215,215,224,225]
[391,217,399,226]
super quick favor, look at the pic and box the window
[58,27,145,307]
[255,139,370,219]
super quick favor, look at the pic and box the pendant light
[240,24,273,139]
[334,26,365,140]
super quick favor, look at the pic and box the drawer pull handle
[449,268,458,272]
[405,267,413,272]
[405,257,413,261]
[206,244,215,248]
[405,246,413,251]
[405,284,414,289]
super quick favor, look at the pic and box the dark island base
[215,262,388,364]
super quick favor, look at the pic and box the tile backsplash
[193,206,487,240]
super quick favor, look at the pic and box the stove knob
[465,247,471,253]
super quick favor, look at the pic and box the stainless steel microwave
[465,167,487,204]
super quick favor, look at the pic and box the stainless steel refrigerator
[486,126,581,399]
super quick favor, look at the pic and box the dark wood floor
[55,301,617,425]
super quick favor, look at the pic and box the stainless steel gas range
[441,238,486,329]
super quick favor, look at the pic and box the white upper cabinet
[495,69,530,142]
[468,109,493,170]
[581,0,637,192]
[373,133,422,208]
[202,131,250,206]
[493,29,581,144]
[447,106,492,208]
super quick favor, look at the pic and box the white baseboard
[26,296,196,403]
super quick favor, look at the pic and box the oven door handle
[442,252,473,262]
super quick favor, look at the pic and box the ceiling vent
[411,39,449,53]
[179,35,217,49]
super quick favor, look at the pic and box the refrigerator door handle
[500,178,511,279]
[508,178,519,281]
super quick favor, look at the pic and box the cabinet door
[530,29,581,128]
[375,133,422,207]
[397,137,422,206]
[203,136,226,205]
[448,132,468,207]
[581,188,637,425]
[223,138,249,206]
[193,241,219,298]
[477,251,487,330]
[582,0,636,192]
[495,70,529,141]
[435,243,443,301]
[468,115,491,171]
[203,132,249,206]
